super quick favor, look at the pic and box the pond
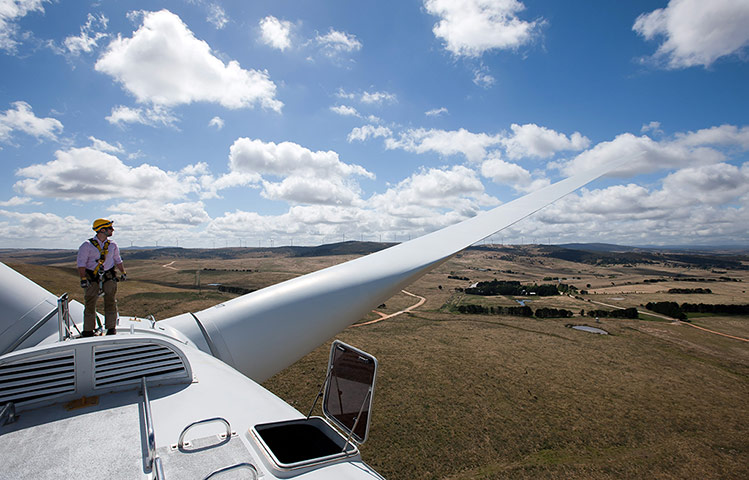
[571,325,609,335]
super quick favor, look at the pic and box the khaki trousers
[83,279,118,331]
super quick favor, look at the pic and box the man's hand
[80,279,90,288]
[119,273,127,282]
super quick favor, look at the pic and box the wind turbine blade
[162,159,621,381]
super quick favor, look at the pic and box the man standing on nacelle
[77,218,127,337]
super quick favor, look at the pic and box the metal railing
[57,293,72,341]
[141,377,165,479]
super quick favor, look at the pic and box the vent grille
[94,343,188,388]
[0,350,76,406]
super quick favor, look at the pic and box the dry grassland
[2,245,748,479]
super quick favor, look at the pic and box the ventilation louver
[94,343,188,389]
[0,350,76,406]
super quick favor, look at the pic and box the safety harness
[86,238,117,293]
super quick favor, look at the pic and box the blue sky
[1,0,748,249]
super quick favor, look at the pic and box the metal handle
[141,377,156,470]
[178,417,231,449]
[203,462,257,480]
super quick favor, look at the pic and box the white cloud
[502,123,590,159]
[95,10,282,112]
[0,196,34,207]
[63,13,109,56]
[641,121,664,135]
[386,128,501,162]
[259,15,291,51]
[109,199,211,226]
[425,107,448,117]
[226,138,374,206]
[634,0,749,68]
[657,162,749,207]
[369,166,498,226]
[673,124,749,149]
[0,210,89,246]
[558,132,725,177]
[228,138,373,179]
[347,125,392,142]
[208,116,224,129]
[0,0,48,52]
[361,90,396,105]
[88,136,123,154]
[105,105,178,127]
[316,28,362,56]
[207,3,228,29]
[473,67,496,88]
[424,0,540,57]
[480,156,550,193]
[261,176,362,206]
[330,105,359,117]
[14,146,199,201]
[0,101,63,143]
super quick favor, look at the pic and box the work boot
[81,330,95,338]
[106,328,117,336]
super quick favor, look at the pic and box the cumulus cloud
[558,132,725,177]
[95,10,282,112]
[14,146,200,201]
[208,116,224,129]
[424,0,541,57]
[0,196,35,207]
[105,105,178,127]
[88,136,123,154]
[0,0,48,52]
[386,128,501,162]
[330,105,359,117]
[226,138,374,206]
[480,156,550,193]
[502,123,590,159]
[633,0,749,68]
[63,13,109,56]
[316,28,362,56]
[673,124,749,149]
[347,125,392,142]
[369,166,498,229]
[0,101,63,143]
[259,15,292,51]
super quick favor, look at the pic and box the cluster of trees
[585,308,639,319]
[645,277,741,283]
[534,307,574,318]
[667,288,712,294]
[646,301,687,320]
[646,301,749,319]
[218,285,255,295]
[448,275,470,281]
[454,304,577,318]
[203,268,256,272]
[681,303,749,315]
[454,304,533,317]
[465,280,563,296]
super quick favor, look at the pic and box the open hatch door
[251,341,377,471]
[322,340,378,445]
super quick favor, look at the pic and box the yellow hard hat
[92,218,114,231]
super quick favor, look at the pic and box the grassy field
[2,245,748,479]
